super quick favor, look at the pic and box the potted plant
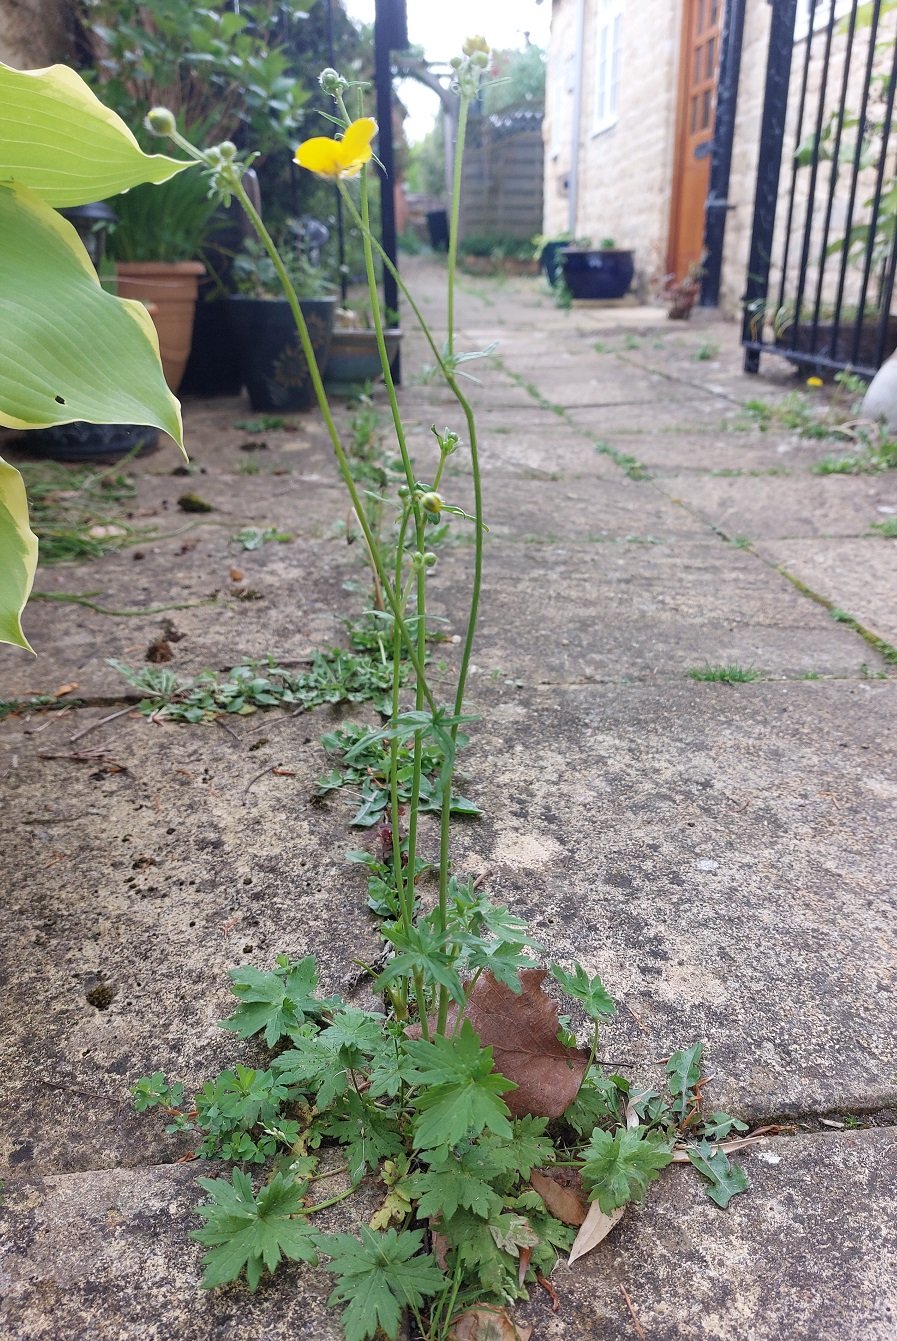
[227,237,337,411]
[561,236,635,301]
[325,304,402,392]
[107,168,215,392]
[532,231,578,286]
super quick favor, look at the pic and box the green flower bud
[145,107,177,137]
[449,56,463,70]
[471,49,490,69]
[319,67,349,96]
[423,552,438,568]
[398,484,410,499]
[420,491,443,515]
[411,551,425,570]
[217,141,237,161]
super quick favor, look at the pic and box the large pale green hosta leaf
[0,182,184,449]
[0,457,38,650]
[0,61,191,207]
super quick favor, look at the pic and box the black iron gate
[742,0,897,378]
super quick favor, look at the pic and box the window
[593,0,623,134]
[794,0,853,43]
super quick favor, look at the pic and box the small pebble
[696,858,719,872]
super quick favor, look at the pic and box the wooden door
[667,0,722,279]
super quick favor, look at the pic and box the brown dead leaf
[537,1273,560,1311]
[53,682,79,698]
[531,1169,588,1226]
[459,970,588,1118]
[517,1245,532,1287]
[568,1202,624,1264]
[449,1306,532,1341]
[229,567,245,582]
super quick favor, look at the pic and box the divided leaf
[192,1170,318,1291]
[223,955,333,1046]
[405,1020,514,1151]
[580,1127,674,1214]
[320,1227,444,1341]
[550,963,616,1020]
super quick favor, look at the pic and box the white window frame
[592,0,623,135]
[794,0,853,43]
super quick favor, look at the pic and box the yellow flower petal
[293,118,378,180]
[806,376,823,387]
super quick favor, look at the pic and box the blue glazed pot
[561,248,635,300]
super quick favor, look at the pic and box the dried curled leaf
[450,1305,533,1341]
[530,1169,588,1226]
[457,970,588,1118]
[567,1202,625,1265]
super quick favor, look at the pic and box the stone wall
[0,0,73,68]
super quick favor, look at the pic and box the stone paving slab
[5,536,363,700]
[757,538,897,646]
[429,538,885,683]
[0,1158,381,1341]
[518,1128,897,1341]
[1,1131,893,1341]
[447,678,897,1119]
[0,707,389,1175]
[659,472,897,539]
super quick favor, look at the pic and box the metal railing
[742,0,897,378]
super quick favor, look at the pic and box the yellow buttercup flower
[294,118,378,179]
[806,376,823,388]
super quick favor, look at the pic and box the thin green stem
[576,1020,601,1097]
[446,97,470,360]
[390,511,411,939]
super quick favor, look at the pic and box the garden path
[1,257,895,1339]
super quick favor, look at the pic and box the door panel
[668,0,721,279]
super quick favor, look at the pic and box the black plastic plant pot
[181,292,243,397]
[226,296,336,411]
[561,248,635,301]
[26,422,158,462]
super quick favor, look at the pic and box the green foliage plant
[124,43,759,1339]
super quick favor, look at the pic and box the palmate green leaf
[0,62,190,207]
[550,963,616,1020]
[408,1156,503,1221]
[0,457,37,650]
[405,1020,514,1151]
[320,1227,444,1341]
[0,183,183,448]
[580,1127,675,1214]
[222,955,333,1047]
[192,1170,318,1292]
[686,1140,751,1208]
[320,1092,405,1185]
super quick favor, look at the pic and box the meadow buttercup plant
[0,46,760,1341]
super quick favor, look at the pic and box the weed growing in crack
[18,458,144,563]
[870,516,897,537]
[687,663,762,683]
[132,49,756,1340]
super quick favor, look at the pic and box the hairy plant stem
[342,101,486,1036]
[446,96,470,361]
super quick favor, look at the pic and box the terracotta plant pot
[115,261,205,392]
